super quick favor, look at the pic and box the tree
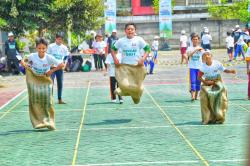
[0,0,105,37]
[207,0,249,23]
[0,0,52,36]
[152,0,175,14]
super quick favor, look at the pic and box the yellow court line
[72,82,91,166]
[145,88,210,166]
[0,95,27,120]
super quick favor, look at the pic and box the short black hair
[56,33,63,38]
[227,31,231,36]
[191,33,200,40]
[35,38,48,47]
[125,22,136,30]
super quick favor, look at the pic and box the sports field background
[0,49,249,166]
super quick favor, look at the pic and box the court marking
[4,102,249,114]
[72,82,91,166]
[0,89,26,111]
[145,88,210,166]
[237,105,250,112]
[0,94,27,120]
[75,158,246,166]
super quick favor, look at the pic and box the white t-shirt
[105,53,122,77]
[187,46,203,69]
[201,34,212,45]
[92,41,107,54]
[199,60,225,80]
[180,35,188,48]
[225,36,234,48]
[152,40,159,51]
[28,53,60,75]
[114,36,147,65]
[47,43,69,63]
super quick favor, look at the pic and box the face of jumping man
[55,37,63,45]
[36,43,47,58]
[125,25,136,39]
[202,52,212,63]
[192,36,199,47]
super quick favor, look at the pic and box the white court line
[74,159,247,166]
[8,103,250,114]
[0,89,26,111]
[55,123,250,132]
[237,105,250,112]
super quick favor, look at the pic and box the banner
[159,0,172,38]
[105,0,116,34]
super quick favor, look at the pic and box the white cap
[204,29,209,33]
[154,35,159,39]
[181,30,185,34]
[112,29,117,33]
[235,25,240,29]
[202,49,211,56]
[8,32,14,37]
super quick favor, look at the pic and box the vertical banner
[105,0,116,34]
[159,0,172,38]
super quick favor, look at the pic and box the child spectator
[180,30,188,64]
[105,53,123,104]
[225,31,234,61]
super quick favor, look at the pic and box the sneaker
[111,99,116,103]
[119,99,124,104]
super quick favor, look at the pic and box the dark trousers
[7,58,20,74]
[51,69,63,100]
[94,54,106,70]
[110,76,122,100]
[93,54,98,70]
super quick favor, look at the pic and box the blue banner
[159,0,172,38]
[105,0,116,34]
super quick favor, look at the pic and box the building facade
[116,0,244,49]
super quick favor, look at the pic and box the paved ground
[0,49,249,166]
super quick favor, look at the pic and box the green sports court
[0,51,249,166]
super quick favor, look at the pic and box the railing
[175,0,243,6]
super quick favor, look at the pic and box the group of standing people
[5,22,249,130]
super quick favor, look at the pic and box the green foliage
[208,0,249,22]
[16,39,26,51]
[153,0,175,14]
[0,18,7,27]
[0,0,105,39]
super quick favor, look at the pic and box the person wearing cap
[107,29,119,57]
[151,35,159,64]
[233,28,246,60]
[180,30,188,64]
[225,31,234,61]
[47,33,69,104]
[200,27,208,48]
[187,33,203,101]
[198,50,236,124]
[201,28,212,50]
[92,33,107,71]
[5,32,20,75]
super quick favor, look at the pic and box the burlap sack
[115,64,147,104]
[26,67,55,130]
[200,79,228,124]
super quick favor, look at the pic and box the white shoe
[111,99,116,103]
[119,99,124,104]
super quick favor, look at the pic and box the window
[140,0,153,7]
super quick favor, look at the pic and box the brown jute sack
[200,80,228,124]
[115,64,147,104]
[26,67,55,129]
